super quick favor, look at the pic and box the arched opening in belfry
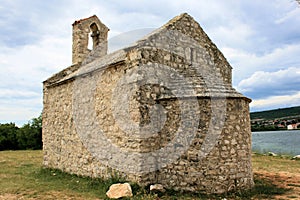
[88,32,93,50]
[89,23,100,50]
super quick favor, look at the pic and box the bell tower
[72,15,109,65]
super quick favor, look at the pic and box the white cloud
[0,35,71,83]
[0,89,39,98]
[224,43,300,85]
[0,97,42,126]
[1,0,300,124]
[237,67,300,99]
[210,23,254,48]
[275,1,300,24]
[0,32,71,125]
[251,91,300,111]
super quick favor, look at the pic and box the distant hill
[250,106,300,121]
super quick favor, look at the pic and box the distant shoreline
[252,129,300,132]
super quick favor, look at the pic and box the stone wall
[43,53,253,193]
[141,97,254,193]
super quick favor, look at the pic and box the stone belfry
[72,15,109,64]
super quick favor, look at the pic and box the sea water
[252,130,300,156]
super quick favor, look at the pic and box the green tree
[0,123,19,150]
[17,115,42,150]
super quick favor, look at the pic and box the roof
[45,13,250,101]
[72,15,98,26]
[72,14,109,30]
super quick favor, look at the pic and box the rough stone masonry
[43,13,254,194]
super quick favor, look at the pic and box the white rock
[106,183,133,199]
[150,184,165,193]
[268,152,277,156]
[292,155,300,160]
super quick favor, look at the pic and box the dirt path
[255,171,300,199]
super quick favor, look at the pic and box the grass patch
[0,150,297,199]
[252,153,300,174]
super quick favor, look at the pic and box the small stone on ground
[106,183,133,199]
[150,184,165,193]
[292,155,300,160]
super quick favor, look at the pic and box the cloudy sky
[1,0,300,126]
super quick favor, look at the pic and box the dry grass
[252,153,300,200]
[0,150,299,199]
[252,153,300,174]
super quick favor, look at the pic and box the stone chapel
[43,13,253,193]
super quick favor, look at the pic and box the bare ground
[254,171,300,200]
